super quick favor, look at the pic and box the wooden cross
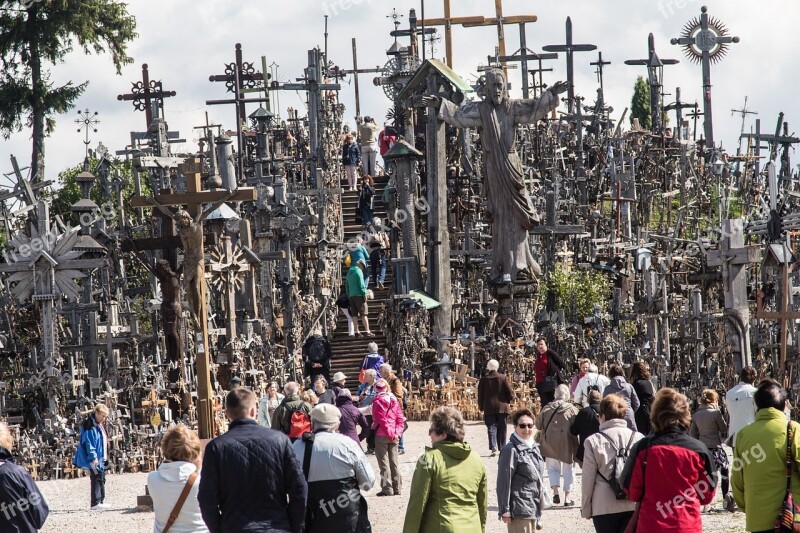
[625,33,680,133]
[130,158,257,439]
[543,17,597,113]
[488,23,556,99]
[117,64,176,129]
[341,38,382,117]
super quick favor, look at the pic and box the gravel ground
[38,421,747,532]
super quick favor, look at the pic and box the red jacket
[621,427,717,533]
[371,392,405,440]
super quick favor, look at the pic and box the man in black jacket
[570,390,602,465]
[477,359,516,456]
[303,333,332,385]
[199,387,308,532]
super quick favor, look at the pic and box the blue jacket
[342,142,361,166]
[0,447,49,532]
[73,414,105,471]
[360,353,384,373]
[198,418,308,533]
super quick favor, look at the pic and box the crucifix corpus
[130,157,257,439]
[422,70,568,282]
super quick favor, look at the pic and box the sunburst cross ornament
[209,235,253,344]
[671,6,739,151]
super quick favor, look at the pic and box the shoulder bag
[775,421,800,532]
[162,470,199,533]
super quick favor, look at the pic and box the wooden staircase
[328,174,393,384]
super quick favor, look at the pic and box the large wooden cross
[130,158,256,439]
[543,17,597,114]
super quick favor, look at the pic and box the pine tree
[0,1,137,183]
[630,75,651,130]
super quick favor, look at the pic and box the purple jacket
[336,396,370,444]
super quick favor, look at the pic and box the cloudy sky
[1,0,798,186]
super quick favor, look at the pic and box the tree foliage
[0,1,137,182]
[540,265,612,323]
[630,75,651,131]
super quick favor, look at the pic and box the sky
[1,0,798,188]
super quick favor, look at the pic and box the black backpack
[597,430,637,500]
[586,376,602,394]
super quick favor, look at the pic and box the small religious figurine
[423,69,568,282]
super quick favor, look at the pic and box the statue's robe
[439,91,558,281]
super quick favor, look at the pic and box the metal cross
[543,17,597,113]
[625,34,679,133]
[487,22,556,99]
[74,109,100,162]
[117,64,176,129]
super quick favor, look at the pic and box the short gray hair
[367,342,378,353]
[429,406,466,442]
[379,363,392,374]
[554,384,570,401]
[486,359,499,371]
[284,381,299,396]
[365,369,377,380]
[589,364,598,373]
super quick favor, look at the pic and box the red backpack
[288,408,311,439]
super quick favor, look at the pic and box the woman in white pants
[336,290,355,336]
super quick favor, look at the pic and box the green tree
[0,1,137,183]
[630,75,651,130]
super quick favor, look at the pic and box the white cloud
[0,0,797,186]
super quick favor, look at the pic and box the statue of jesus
[425,69,567,282]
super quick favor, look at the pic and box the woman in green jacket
[403,406,488,533]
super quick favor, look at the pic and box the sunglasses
[516,424,534,429]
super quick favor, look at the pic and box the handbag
[162,470,199,533]
[623,439,649,533]
[775,422,800,532]
[540,375,558,393]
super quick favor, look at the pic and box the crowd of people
[3,334,797,533]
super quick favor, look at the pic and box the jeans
[370,249,386,285]
[90,468,106,507]
[484,413,508,451]
[375,436,402,494]
[546,457,574,493]
[592,511,634,533]
[398,433,405,452]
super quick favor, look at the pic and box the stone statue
[424,69,568,282]
[175,208,204,325]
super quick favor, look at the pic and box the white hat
[332,372,347,383]
[310,404,341,425]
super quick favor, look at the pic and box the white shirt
[725,381,757,445]
[292,431,375,488]
[147,461,208,533]
[574,373,612,407]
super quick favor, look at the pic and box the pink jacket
[371,392,405,440]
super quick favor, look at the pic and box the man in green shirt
[346,260,372,336]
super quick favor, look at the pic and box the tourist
[0,422,48,530]
[357,175,375,228]
[347,235,371,283]
[496,408,546,532]
[574,364,611,407]
[403,407,487,532]
[357,116,379,176]
[535,384,579,506]
[368,217,389,289]
[725,365,758,446]
[379,363,406,454]
[689,389,731,512]
[732,379,798,532]
[257,381,284,428]
[228,376,242,390]
[148,425,207,533]
[301,389,319,408]
[621,388,716,533]
[336,389,370,445]
[293,404,375,531]
[602,364,640,431]
[629,362,654,435]
[331,372,347,396]
[198,387,307,532]
[302,330,331,385]
[360,342,384,375]
[347,259,372,336]
[477,359,515,457]
[581,394,643,533]
[73,403,110,510]
[371,378,405,496]
[335,289,355,337]
[341,134,361,190]
[271,382,312,440]
[378,124,398,163]
[314,377,336,405]
[534,337,564,406]
[357,369,379,454]
[570,358,591,399]
[570,390,602,465]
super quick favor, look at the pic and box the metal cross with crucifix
[671,6,739,151]
[487,24,556,99]
[625,33,679,134]
[543,17,597,114]
[117,64,176,130]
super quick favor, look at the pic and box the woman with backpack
[581,394,644,533]
[497,408,546,532]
